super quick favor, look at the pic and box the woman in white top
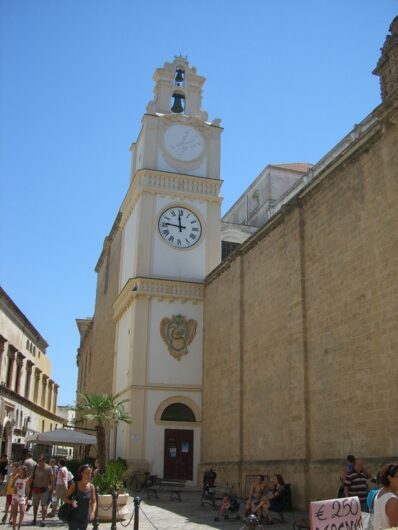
[373,463,398,530]
[55,459,69,511]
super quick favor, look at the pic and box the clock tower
[112,56,222,483]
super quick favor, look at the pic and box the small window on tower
[174,68,185,87]
[171,92,185,114]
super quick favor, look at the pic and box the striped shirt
[344,471,369,502]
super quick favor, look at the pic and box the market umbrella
[25,428,96,446]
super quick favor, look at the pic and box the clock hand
[164,222,186,229]
[178,212,183,233]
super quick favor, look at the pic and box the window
[161,403,195,422]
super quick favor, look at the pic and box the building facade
[0,287,65,459]
[76,17,398,499]
[201,18,398,508]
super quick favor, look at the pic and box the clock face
[163,124,204,162]
[158,207,202,248]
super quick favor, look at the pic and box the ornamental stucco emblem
[160,314,197,361]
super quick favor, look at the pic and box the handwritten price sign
[310,497,362,530]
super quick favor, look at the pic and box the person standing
[63,464,96,530]
[23,452,36,479]
[11,465,30,530]
[47,459,59,515]
[0,454,9,483]
[344,459,370,512]
[29,454,54,527]
[2,463,18,523]
[51,458,68,515]
[373,463,398,530]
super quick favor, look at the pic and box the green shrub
[65,458,96,480]
[92,460,127,494]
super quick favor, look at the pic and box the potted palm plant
[75,392,132,521]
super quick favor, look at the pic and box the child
[11,465,30,530]
[220,491,231,516]
[2,463,18,524]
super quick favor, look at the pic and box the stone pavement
[0,491,297,530]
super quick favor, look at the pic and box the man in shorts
[29,454,54,527]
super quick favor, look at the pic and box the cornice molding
[115,383,202,394]
[113,277,204,321]
[158,112,221,133]
[120,169,222,229]
[0,385,66,424]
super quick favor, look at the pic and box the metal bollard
[111,490,118,530]
[92,486,99,530]
[133,497,141,530]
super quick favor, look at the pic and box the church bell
[171,93,185,113]
[175,68,185,85]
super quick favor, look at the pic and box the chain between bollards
[133,496,141,530]
[92,486,99,530]
[111,490,119,530]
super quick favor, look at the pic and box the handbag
[58,482,77,523]
[58,503,75,523]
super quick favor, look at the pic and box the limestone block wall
[202,101,398,508]
[77,216,122,397]
[90,225,122,394]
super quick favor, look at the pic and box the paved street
[0,491,297,530]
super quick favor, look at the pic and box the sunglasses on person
[388,464,398,478]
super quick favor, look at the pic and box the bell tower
[146,55,208,119]
[130,55,221,183]
[112,57,223,484]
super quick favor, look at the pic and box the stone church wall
[202,98,398,507]
[76,214,122,396]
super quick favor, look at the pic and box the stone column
[33,368,41,404]
[24,361,34,400]
[14,353,24,394]
[0,336,6,379]
[53,384,59,413]
[47,380,53,410]
[41,375,48,408]
[6,345,16,389]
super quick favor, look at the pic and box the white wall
[148,300,203,385]
[120,206,138,290]
[114,307,132,392]
[152,197,207,280]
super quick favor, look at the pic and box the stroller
[214,485,241,521]
[201,468,217,507]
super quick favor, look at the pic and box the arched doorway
[160,402,196,481]
[1,421,12,458]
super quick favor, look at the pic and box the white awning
[25,428,96,446]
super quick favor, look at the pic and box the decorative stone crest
[160,314,197,361]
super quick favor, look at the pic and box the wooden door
[163,429,193,480]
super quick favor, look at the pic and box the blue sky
[0,1,396,405]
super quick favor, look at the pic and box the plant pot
[97,493,129,521]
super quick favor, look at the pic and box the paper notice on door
[182,442,189,453]
[169,447,177,458]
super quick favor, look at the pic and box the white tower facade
[112,57,222,483]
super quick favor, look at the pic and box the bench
[145,478,186,501]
